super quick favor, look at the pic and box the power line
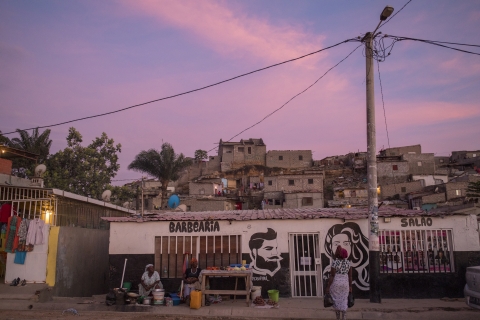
[1,38,357,136]
[385,35,480,56]
[208,42,363,152]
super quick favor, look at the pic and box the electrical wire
[384,35,480,56]
[0,38,357,136]
[376,59,397,193]
[207,42,363,152]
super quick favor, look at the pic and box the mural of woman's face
[332,234,351,259]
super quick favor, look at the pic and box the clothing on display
[14,251,27,265]
[26,218,45,246]
[5,215,21,253]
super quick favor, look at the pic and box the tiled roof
[101,206,453,223]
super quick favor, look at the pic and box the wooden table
[200,270,252,307]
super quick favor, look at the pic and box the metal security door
[289,233,322,297]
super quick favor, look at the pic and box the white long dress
[139,271,162,296]
[330,259,350,312]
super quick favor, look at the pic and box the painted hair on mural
[249,228,277,252]
[325,222,370,291]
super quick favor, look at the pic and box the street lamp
[363,5,394,304]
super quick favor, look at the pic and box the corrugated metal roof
[101,207,453,223]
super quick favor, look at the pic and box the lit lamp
[45,210,52,225]
[377,186,381,195]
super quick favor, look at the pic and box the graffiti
[322,222,370,291]
[249,228,282,277]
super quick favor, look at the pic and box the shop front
[104,207,480,299]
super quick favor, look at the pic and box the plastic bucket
[267,289,279,303]
[251,286,262,301]
[152,289,165,305]
[122,282,132,292]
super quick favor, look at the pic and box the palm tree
[9,128,52,177]
[128,143,192,208]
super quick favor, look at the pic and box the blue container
[170,293,180,306]
[229,264,249,268]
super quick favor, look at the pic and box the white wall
[412,175,449,186]
[5,224,50,283]
[109,214,480,255]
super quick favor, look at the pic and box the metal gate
[289,233,322,297]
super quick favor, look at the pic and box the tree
[9,128,52,178]
[194,149,208,161]
[0,130,11,146]
[44,127,121,199]
[466,180,480,198]
[128,143,192,208]
[106,185,136,206]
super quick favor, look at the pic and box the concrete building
[451,150,480,162]
[182,197,236,212]
[218,138,266,172]
[189,181,223,196]
[380,181,424,200]
[266,150,312,169]
[104,207,480,299]
[329,187,368,208]
[379,144,421,157]
[402,153,435,176]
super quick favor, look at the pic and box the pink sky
[1,0,479,183]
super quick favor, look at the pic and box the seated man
[139,264,163,296]
[183,258,201,300]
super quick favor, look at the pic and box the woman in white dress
[139,264,163,296]
[325,246,352,320]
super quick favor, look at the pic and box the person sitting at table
[139,264,163,297]
[183,258,202,301]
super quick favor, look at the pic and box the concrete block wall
[0,158,12,174]
[377,161,409,184]
[284,192,323,208]
[403,153,435,175]
[182,198,234,211]
[189,182,222,196]
[263,174,323,193]
[380,180,424,200]
[382,144,421,156]
[263,191,284,208]
[266,150,312,169]
[421,193,446,204]
[446,181,469,200]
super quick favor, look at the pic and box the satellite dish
[35,164,47,177]
[102,190,112,202]
[175,204,187,212]
[167,194,180,209]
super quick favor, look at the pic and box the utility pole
[141,176,145,217]
[363,5,394,304]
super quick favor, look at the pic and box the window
[302,197,313,206]
[401,187,407,193]
[393,165,398,171]
[417,161,422,166]
[155,235,241,278]
[275,199,281,205]
[186,205,191,212]
[299,155,303,160]
[379,229,454,274]
[210,157,215,160]
[439,159,444,163]
[473,154,477,157]
[455,189,461,196]
[308,179,313,184]
[248,147,252,154]
[279,156,283,160]
[268,180,273,186]
[238,147,244,152]
[288,180,295,186]
[226,151,232,153]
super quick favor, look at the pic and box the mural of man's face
[332,234,351,259]
[253,238,282,274]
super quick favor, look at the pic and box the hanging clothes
[0,204,16,224]
[16,219,30,252]
[14,251,27,265]
[26,218,45,246]
[0,224,7,251]
[5,215,21,253]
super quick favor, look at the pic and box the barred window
[379,229,454,274]
[155,235,241,278]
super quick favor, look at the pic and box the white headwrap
[145,264,154,272]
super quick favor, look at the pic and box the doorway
[289,233,322,297]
